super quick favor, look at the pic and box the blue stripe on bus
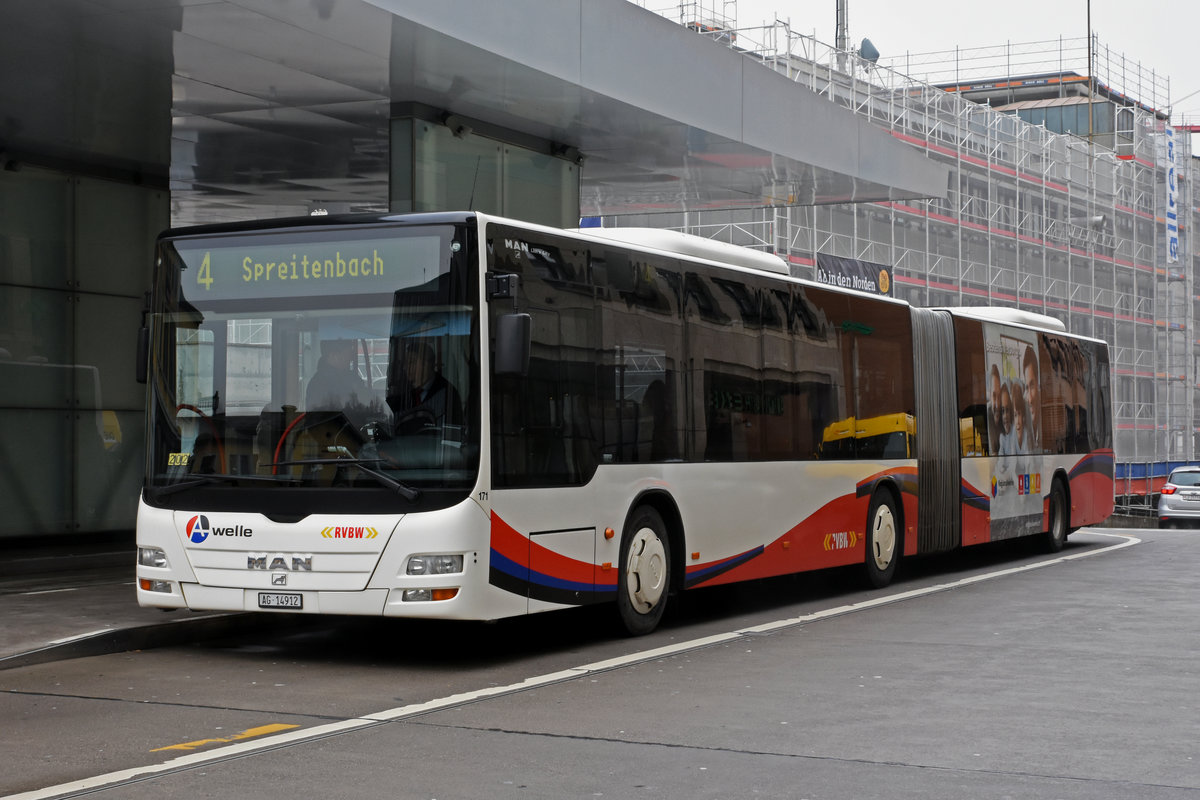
[489,549,614,604]
[1070,451,1114,479]
[489,549,529,582]
[960,480,990,511]
[684,545,765,588]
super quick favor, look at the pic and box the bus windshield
[143,222,479,512]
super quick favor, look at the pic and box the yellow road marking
[152,723,300,752]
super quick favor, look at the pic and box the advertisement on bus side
[985,323,1042,540]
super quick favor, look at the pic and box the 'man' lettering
[248,553,312,570]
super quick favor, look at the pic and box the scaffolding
[630,5,1198,511]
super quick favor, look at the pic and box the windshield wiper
[270,458,421,501]
[153,473,294,497]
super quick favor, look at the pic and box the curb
[0,613,278,671]
[0,551,129,579]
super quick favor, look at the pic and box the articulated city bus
[135,211,1113,634]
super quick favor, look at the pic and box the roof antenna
[468,155,481,210]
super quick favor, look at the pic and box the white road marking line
[2,531,1140,800]
[739,531,1142,635]
[2,719,376,800]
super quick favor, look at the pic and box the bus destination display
[172,235,443,301]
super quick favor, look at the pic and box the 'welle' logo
[186,515,253,544]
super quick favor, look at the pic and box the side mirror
[494,313,531,376]
[135,326,149,384]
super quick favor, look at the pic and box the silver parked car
[1157,466,1200,528]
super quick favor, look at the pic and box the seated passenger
[306,339,367,412]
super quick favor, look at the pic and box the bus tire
[1041,477,1069,553]
[864,490,900,588]
[617,506,671,636]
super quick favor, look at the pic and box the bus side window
[691,271,765,462]
[953,317,989,457]
[1040,335,1070,454]
[595,250,683,464]
[793,286,852,460]
[850,301,915,458]
[489,228,601,487]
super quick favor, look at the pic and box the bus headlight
[406,554,463,576]
[402,588,460,602]
[138,547,169,568]
[139,578,173,593]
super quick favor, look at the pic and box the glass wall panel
[413,121,503,215]
[503,146,578,229]
[84,408,144,530]
[0,410,71,536]
[75,178,164,296]
[1045,106,1062,134]
[75,294,146,410]
[395,117,581,229]
[0,167,165,538]
[390,118,415,212]
[0,168,70,291]
[0,285,73,383]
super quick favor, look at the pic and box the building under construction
[628,3,1197,509]
[0,1,1189,541]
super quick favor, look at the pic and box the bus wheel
[1041,478,1069,553]
[617,506,671,636]
[864,491,900,588]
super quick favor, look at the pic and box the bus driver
[399,341,462,428]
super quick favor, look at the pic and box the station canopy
[3,0,947,224]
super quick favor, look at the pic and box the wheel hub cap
[872,506,896,570]
[626,528,667,613]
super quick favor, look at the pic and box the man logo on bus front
[187,515,211,544]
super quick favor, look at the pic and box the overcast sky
[727,0,1200,122]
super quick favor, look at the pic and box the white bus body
[136,212,1113,634]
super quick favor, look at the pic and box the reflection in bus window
[490,229,599,487]
[820,413,914,460]
[146,223,478,509]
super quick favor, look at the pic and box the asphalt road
[3,527,1198,800]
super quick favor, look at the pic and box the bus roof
[156,211,477,242]
[942,306,1067,332]
[574,227,790,275]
